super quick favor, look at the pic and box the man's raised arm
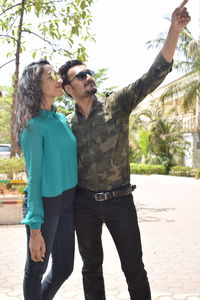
[161,0,191,63]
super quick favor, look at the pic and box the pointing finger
[178,0,188,12]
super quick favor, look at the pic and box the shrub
[0,182,25,194]
[130,163,166,175]
[196,169,200,179]
[0,158,26,194]
[0,157,25,178]
[169,166,198,177]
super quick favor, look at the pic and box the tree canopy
[0,0,95,67]
[0,0,95,155]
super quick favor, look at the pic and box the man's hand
[171,0,191,34]
[161,0,191,62]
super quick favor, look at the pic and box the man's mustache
[84,80,96,87]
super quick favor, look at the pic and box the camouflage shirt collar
[75,95,102,115]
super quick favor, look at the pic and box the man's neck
[76,96,94,118]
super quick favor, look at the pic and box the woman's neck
[41,99,52,111]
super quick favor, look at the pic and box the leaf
[67,6,70,13]
[0,0,96,155]
[32,51,37,59]
[6,52,13,57]
[80,1,87,10]
[71,26,78,35]
[82,11,86,19]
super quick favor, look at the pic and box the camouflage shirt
[67,52,173,191]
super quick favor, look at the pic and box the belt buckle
[94,192,109,201]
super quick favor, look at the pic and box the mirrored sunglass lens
[52,71,58,80]
[51,71,57,81]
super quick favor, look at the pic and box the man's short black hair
[59,59,84,87]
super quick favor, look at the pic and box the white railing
[172,114,197,132]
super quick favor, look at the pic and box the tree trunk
[10,0,26,157]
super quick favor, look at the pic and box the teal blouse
[20,108,78,229]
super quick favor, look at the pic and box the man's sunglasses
[65,69,95,85]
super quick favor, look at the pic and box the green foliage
[0,182,25,194]
[0,86,13,93]
[149,118,186,168]
[55,95,75,111]
[0,0,95,62]
[95,68,108,86]
[0,157,25,179]
[129,148,142,164]
[130,163,200,178]
[129,103,187,169]
[56,105,72,116]
[0,0,95,155]
[129,127,151,164]
[147,155,171,170]
[196,169,200,179]
[169,165,200,178]
[146,25,194,73]
[135,128,151,163]
[146,20,200,141]
[94,68,117,97]
[130,163,166,175]
[0,95,12,143]
[192,149,200,169]
[0,156,26,194]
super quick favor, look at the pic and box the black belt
[76,184,136,202]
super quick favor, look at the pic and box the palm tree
[149,118,187,168]
[129,103,187,168]
[185,40,200,138]
[135,128,151,164]
[146,26,200,139]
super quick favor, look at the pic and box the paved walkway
[0,174,200,299]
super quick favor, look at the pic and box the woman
[14,60,78,300]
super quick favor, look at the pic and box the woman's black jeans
[23,196,75,300]
[75,192,151,300]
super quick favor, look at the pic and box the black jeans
[23,195,75,300]
[75,192,151,300]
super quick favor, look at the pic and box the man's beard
[85,85,97,96]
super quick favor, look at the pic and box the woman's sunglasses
[46,70,61,82]
[65,69,95,85]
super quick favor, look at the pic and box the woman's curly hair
[14,59,50,146]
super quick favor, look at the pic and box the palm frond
[160,85,180,103]
[146,33,166,50]
[183,80,200,111]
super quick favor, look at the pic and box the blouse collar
[39,105,57,118]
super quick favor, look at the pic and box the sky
[0,0,199,89]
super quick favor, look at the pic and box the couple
[14,2,190,299]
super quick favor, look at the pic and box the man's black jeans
[75,192,151,300]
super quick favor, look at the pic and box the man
[59,1,190,299]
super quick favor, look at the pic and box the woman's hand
[29,230,46,262]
